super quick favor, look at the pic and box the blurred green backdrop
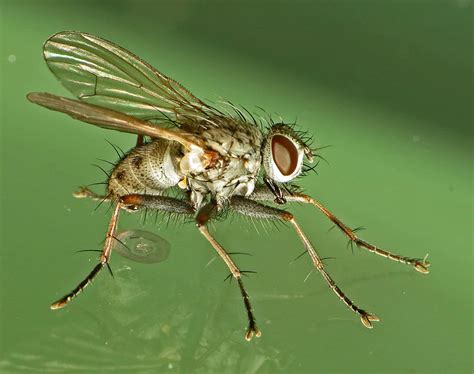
[0,1,472,373]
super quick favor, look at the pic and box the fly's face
[262,124,313,183]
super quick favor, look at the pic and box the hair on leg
[231,195,379,329]
[196,201,261,341]
[249,184,430,273]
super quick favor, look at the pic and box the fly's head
[261,124,314,204]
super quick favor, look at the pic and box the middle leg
[196,201,261,341]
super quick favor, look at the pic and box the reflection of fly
[28,32,430,341]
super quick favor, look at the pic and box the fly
[27,31,430,341]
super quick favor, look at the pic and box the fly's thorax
[180,119,263,208]
[108,139,183,198]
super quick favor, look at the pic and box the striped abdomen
[108,139,183,198]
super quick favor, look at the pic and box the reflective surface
[113,230,171,264]
[1,1,471,373]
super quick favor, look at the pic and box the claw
[414,254,430,274]
[360,311,380,329]
[50,298,68,310]
[244,324,262,341]
[415,262,430,274]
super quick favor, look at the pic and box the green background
[0,1,472,373]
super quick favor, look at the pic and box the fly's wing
[27,92,204,151]
[43,31,218,127]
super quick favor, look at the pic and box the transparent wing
[43,31,216,126]
[27,92,205,151]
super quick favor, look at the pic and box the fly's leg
[135,135,144,147]
[196,201,261,341]
[119,194,195,215]
[231,196,379,329]
[51,194,194,309]
[250,185,430,274]
[73,186,110,201]
[51,202,122,309]
[122,196,261,339]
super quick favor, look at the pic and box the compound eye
[271,135,299,176]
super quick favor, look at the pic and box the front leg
[249,185,430,274]
[230,196,379,329]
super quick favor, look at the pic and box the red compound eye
[271,135,299,176]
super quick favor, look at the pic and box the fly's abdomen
[108,139,183,198]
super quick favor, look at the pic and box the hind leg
[51,194,194,309]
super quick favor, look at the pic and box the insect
[28,31,430,341]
